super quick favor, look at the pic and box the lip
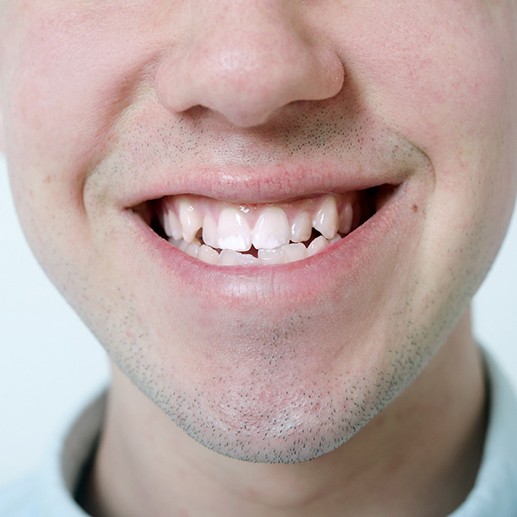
[117,161,413,208]
[124,175,421,308]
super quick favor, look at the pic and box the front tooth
[281,243,307,264]
[219,249,241,266]
[202,214,219,248]
[236,253,259,266]
[252,207,290,250]
[185,242,201,258]
[178,198,203,243]
[258,248,285,264]
[217,207,252,252]
[198,244,219,265]
[307,235,329,256]
[290,212,312,243]
[313,195,338,239]
[219,249,257,266]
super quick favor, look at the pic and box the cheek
[360,3,517,250]
[344,3,514,154]
[2,4,166,187]
[325,2,517,324]
[1,4,160,269]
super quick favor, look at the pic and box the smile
[145,186,393,266]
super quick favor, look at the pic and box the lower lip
[128,182,416,308]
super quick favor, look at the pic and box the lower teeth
[170,234,341,266]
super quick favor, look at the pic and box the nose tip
[155,11,344,128]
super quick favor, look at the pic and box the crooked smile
[141,185,395,267]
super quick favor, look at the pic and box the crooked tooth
[202,214,219,248]
[185,241,201,258]
[281,243,307,264]
[236,253,258,266]
[290,212,312,243]
[162,205,183,240]
[198,244,219,265]
[177,239,189,252]
[252,207,290,250]
[339,201,353,235]
[178,198,203,243]
[258,248,285,264]
[307,235,329,256]
[162,205,172,236]
[219,249,257,266]
[217,207,252,252]
[313,195,338,239]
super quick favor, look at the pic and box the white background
[1,155,516,485]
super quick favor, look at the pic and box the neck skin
[78,309,487,517]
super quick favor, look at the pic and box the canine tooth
[162,205,182,240]
[290,212,312,243]
[162,206,172,236]
[198,244,219,265]
[217,207,252,252]
[202,214,219,248]
[281,243,307,263]
[178,197,203,243]
[252,207,290,250]
[307,235,329,256]
[339,202,353,235]
[258,248,285,264]
[313,195,338,239]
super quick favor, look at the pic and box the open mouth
[137,185,396,266]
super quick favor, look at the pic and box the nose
[155,2,344,128]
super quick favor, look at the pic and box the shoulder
[451,348,517,516]
[0,391,105,517]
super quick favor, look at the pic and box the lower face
[1,1,517,462]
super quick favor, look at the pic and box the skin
[1,1,516,515]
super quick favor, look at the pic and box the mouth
[136,185,396,267]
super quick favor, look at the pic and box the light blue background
[1,155,516,485]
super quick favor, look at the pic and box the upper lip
[90,113,429,209]
[117,161,413,209]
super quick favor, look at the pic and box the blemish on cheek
[411,204,418,213]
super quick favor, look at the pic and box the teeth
[219,249,241,266]
[339,202,353,235]
[202,214,219,248]
[252,207,290,250]
[217,207,252,252]
[307,235,329,256]
[312,195,339,240]
[198,244,219,265]
[185,241,201,258]
[281,242,308,263]
[162,205,183,240]
[219,249,257,266]
[178,198,203,243]
[290,212,312,243]
[160,191,365,266]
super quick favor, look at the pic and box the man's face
[0,1,516,462]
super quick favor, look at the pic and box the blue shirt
[1,350,517,516]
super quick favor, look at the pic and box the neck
[78,310,487,517]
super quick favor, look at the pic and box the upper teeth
[160,193,358,266]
